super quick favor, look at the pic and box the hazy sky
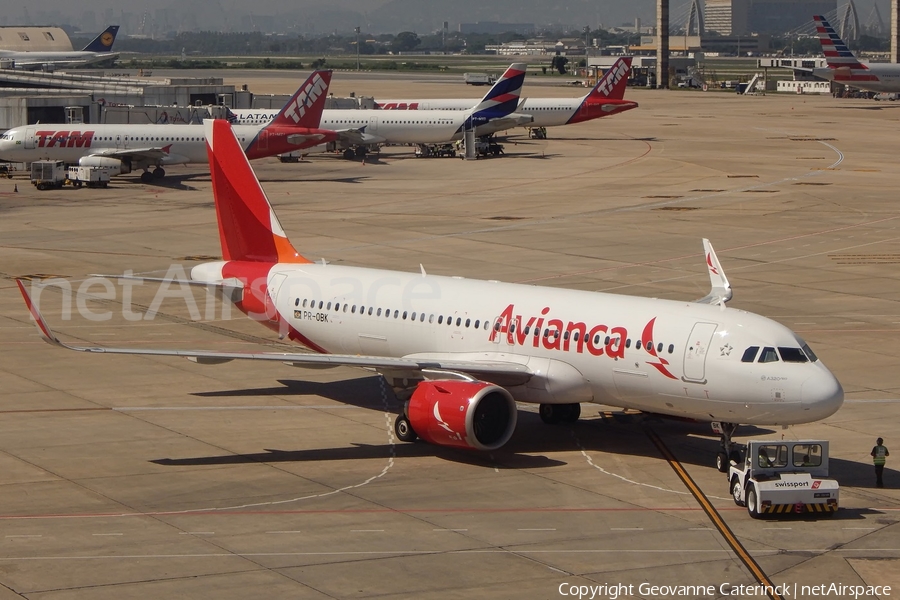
[1,0,884,36]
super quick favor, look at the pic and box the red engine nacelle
[407,380,517,451]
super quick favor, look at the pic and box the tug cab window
[758,347,779,363]
[792,443,823,467]
[757,444,788,468]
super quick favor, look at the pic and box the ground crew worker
[871,438,889,488]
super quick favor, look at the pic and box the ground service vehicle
[463,73,497,86]
[30,160,67,190]
[67,166,110,188]
[729,440,839,519]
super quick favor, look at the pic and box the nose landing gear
[713,421,740,472]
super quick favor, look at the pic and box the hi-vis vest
[873,445,888,465]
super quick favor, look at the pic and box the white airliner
[19,120,844,469]
[374,57,638,131]
[0,71,338,182]
[0,26,120,70]
[812,15,900,93]
[230,63,533,157]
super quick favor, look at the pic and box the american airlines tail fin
[814,15,864,69]
[588,57,632,100]
[266,70,332,129]
[82,26,120,52]
[204,119,310,264]
[469,63,527,120]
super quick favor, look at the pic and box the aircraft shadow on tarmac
[140,173,207,190]
[178,377,898,489]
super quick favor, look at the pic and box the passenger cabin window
[778,347,808,363]
[741,346,760,363]
[792,443,823,467]
[758,347,779,363]
[757,444,788,468]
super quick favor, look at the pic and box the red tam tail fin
[588,57,632,100]
[267,70,332,129]
[204,119,310,264]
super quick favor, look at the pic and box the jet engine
[407,380,517,451]
[79,155,130,175]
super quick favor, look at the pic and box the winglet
[267,70,332,129]
[696,239,733,307]
[588,57,632,100]
[16,280,64,347]
[82,25,120,53]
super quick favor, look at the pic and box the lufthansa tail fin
[469,63,527,120]
[82,25,120,53]
[814,15,865,69]
[587,57,632,100]
[204,119,310,264]
[266,70,332,129]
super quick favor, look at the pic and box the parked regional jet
[18,119,844,469]
[374,57,638,131]
[0,71,337,182]
[812,15,900,92]
[230,63,533,157]
[0,26,120,70]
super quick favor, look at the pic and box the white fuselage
[813,63,900,93]
[231,108,520,143]
[0,123,261,165]
[191,261,844,427]
[0,49,117,68]
[374,97,587,128]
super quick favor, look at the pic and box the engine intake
[407,380,517,451]
[79,155,130,175]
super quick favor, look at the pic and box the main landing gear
[713,422,740,473]
[538,403,581,424]
[140,167,166,183]
[394,413,417,443]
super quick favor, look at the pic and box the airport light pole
[583,25,590,75]
[355,27,361,71]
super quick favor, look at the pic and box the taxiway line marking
[518,528,556,531]
[645,428,784,600]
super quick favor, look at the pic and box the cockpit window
[801,343,818,362]
[758,347,779,363]
[741,346,760,363]
[778,347,809,363]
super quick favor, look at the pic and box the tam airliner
[0,26,120,70]
[0,70,338,182]
[374,57,638,131]
[19,120,844,468]
[229,63,534,157]
[812,15,900,93]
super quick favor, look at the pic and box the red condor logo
[35,131,94,148]
[488,304,677,378]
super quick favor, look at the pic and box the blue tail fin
[469,63,527,121]
[82,26,119,53]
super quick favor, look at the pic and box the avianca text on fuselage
[489,303,677,378]
[35,131,95,148]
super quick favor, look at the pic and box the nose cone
[801,367,844,421]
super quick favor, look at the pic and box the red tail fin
[588,57,632,100]
[266,70,332,129]
[204,119,310,264]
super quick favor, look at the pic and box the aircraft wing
[91,147,175,161]
[336,129,385,145]
[17,280,533,385]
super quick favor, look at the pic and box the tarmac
[1,75,899,599]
